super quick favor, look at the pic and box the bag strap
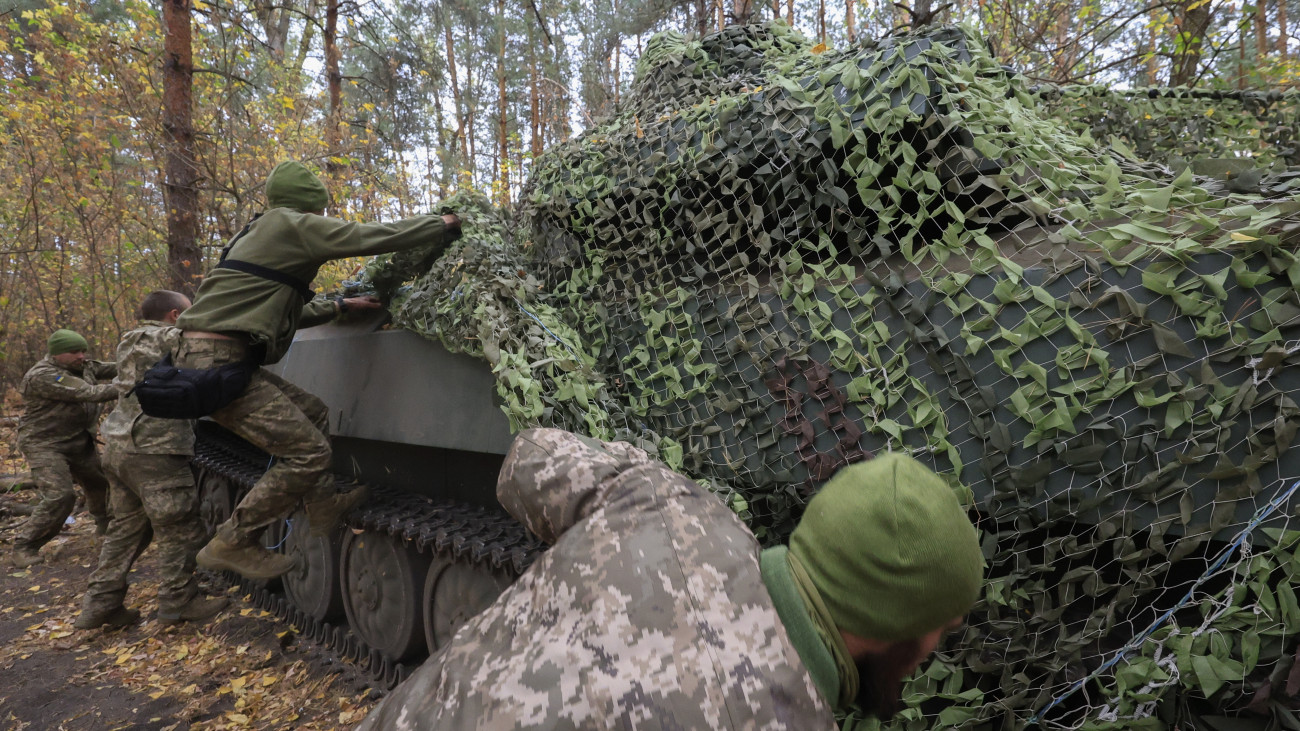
[216,259,315,302]
[218,213,261,263]
[215,213,314,302]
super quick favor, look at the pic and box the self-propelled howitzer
[195,21,1300,729]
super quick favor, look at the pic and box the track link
[192,422,545,688]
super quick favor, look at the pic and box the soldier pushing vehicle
[145,160,462,581]
[75,290,229,630]
[10,329,117,568]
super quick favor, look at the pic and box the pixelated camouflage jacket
[100,321,195,456]
[18,356,118,450]
[356,427,836,731]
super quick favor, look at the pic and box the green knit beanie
[47,329,89,356]
[265,161,329,212]
[789,453,984,641]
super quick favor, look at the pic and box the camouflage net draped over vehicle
[362,23,1300,731]
[1037,85,1300,171]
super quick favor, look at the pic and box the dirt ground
[0,401,381,731]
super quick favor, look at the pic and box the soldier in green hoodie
[175,161,461,580]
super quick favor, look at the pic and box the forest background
[2,0,1298,388]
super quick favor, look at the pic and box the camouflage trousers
[16,436,110,551]
[82,445,206,616]
[175,337,333,543]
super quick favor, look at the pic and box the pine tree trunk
[1169,0,1213,86]
[1240,4,1249,90]
[697,0,709,34]
[1257,0,1269,61]
[466,63,476,181]
[846,0,855,42]
[1052,1,1071,80]
[324,0,342,178]
[162,0,200,297]
[529,21,541,161]
[612,0,621,104]
[443,13,468,174]
[1280,0,1289,58]
[1147,16,1159,84]
[497,0,509,203]
[818,0,826,42]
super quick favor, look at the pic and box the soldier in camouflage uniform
[74,291,230,630]
[11,329,118,568]
[357,428,984,730]
[176,161,462,580]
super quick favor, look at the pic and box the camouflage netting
[1037,86,1300,197]
[361,22,1300,731]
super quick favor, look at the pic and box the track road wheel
[196,469,236,538]
[281,508,344,621]
[340,530,430,662]
[424,557,513,654]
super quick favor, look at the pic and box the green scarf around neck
[760,546,859,710]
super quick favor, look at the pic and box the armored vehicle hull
[196,20,1300,730]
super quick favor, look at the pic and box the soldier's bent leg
[16,449,79,551]
[185,369,320,579]
[257,370,366,535]
[80,463,150,619]
[68,438,112,533]
[137,455,206,613]
[259,369,330,435]
[209,369,333,537]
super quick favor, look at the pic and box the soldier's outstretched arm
[495,428,655,545]
[298,294,384,329]
[300,212,461,263]
[25,370,118,403]
[88,359,118,381]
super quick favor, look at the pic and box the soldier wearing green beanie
[172,160,463,581]
[12,329,118,567]
[766,452,984,719]
[47,329,89,356]
[359,429,983,730]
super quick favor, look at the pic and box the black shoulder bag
[130,353,256,419]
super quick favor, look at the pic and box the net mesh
[359,22,1300,730]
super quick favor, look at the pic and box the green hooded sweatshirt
[178,208,454,364]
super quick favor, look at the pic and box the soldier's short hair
[140,290,190,320]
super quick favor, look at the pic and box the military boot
[304,484,368,538]
[157,594,229,626]
[12,544,42,568]
[93,514,111,536]
[196,526,296,580]
[74,605,141,630]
